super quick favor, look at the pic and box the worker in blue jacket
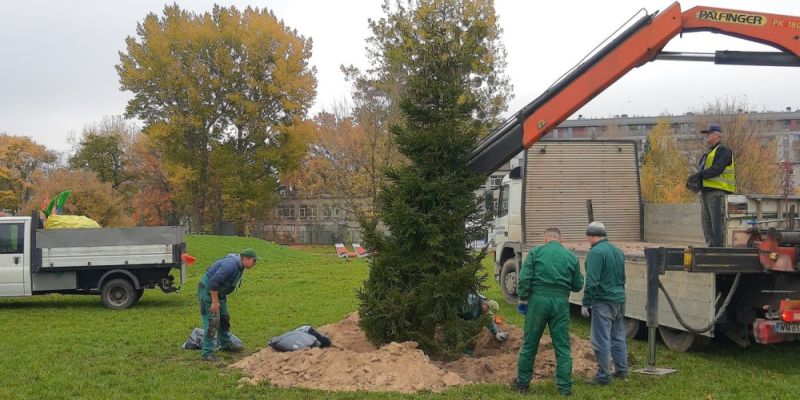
[198,248,258,362]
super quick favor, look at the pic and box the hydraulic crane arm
[468,2,800,175]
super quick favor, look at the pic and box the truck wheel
[499,258,519,304]
[133,288,145,304]
[101,278,137,310]
[623,318,644,340]
[659,326,710,352]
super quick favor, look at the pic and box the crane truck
[468,2,800,351]
[0,212,188,310]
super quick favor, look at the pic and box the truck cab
[0,217,31,297]
[493,166,523,304]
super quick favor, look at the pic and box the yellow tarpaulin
[44,215,101,229]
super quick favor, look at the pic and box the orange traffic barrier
[181,253,197,265]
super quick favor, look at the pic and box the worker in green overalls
[197,248,258,362]
[512,228,584,396]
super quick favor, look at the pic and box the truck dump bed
[35,226,185,270]
[564,241,678,258]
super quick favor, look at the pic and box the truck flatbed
[37,226,184,270]
[563,241,683,258]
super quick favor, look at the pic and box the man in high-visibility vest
[688,123,735,247]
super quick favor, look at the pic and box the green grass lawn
[0,236,797,399]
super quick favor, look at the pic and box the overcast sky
[1,0,798,152]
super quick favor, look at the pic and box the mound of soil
[230,312,596,393]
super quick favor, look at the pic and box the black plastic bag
[296,325,332,347]
[181,327,244,350]
[268,325,332,352]
[685,173,702,193]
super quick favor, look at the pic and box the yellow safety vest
[702,145,735,193]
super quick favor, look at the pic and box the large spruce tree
[357,0,511,359]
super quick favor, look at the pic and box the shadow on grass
[691,337,800,375]
[0,296,181,310]
[568,304,800,379]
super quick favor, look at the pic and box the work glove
[516,302,528,315]
[494,331,509,342]
[581,306,591,319]
[685,173,702,193]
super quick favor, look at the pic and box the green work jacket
[517,241,584,300]
[582,239,626,306]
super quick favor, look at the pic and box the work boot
[612,372,628,380]
[510,378,530,393]
[221,343,244,353]
[584,377,610,386]
[201,354,221,362]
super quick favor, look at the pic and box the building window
[299,205,309,221]
[279,207,295,220]
[322,207,341,219]
[299,205,317,221]
[489,175,503,188]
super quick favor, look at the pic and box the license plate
[775,322,800,334]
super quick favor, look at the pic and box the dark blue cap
[701,124,722,134]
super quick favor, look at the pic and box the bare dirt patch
[231,312,596,393]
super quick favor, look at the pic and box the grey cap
[586,221,607,237]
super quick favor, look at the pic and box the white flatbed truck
[0,212,187,309]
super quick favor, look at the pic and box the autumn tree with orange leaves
[118,4,316,233]
[286,105,403,230]
[641,98,781,204]
[129,135,178,226]
[640,119,695,203]
[693,97,780,195]
[23,169,133,227]
[0,134,56,213]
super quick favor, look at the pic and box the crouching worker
[459,293,509,356]
[198,248,258,362]
[513,228,584,396]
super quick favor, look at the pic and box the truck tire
[659,326,710,352]
[624,318,644,340]
[499,258,519,304]
[133,288,145,304]
[101,278,137,310]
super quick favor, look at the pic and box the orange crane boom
[468,2,800,175]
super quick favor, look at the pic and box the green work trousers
[197,283,233,357]
[516,295,573,394]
